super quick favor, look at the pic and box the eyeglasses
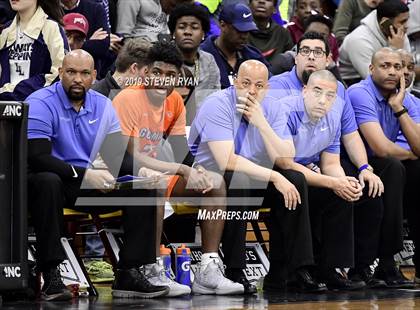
[310,87,336,100]
[298,47,326,58]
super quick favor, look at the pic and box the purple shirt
[277,95,342,165]
[348,76,420,155]
[27,81,121,168]
[188,87,287,171]
[396,93,420,150]
[268,66,358,135]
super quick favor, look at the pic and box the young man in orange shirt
[112,40,244,296]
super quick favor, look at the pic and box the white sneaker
[145,262,191,297]
[192,257,244,295]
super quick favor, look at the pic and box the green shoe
[85,260,114,283]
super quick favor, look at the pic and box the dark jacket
[0,0,14,26]
[200,34,271,89]
[64,0,110,78]
[248,20,293,63]
[91,71,121,99]
[0,7,68,101]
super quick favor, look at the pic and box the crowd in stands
[0,0,419,302]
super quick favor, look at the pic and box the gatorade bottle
[176,244,191,287]
[160,244,172,278]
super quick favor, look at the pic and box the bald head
[397,49,415,86]
[63,49,95,70]
[59,49,97,105]
[234,60,269,104]
[237,60,269,82]
[303,69,338,122]
[369,47,403,93]
[307,69,337,87]
[371,47,401,66]
[397,49,415,68]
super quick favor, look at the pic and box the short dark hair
[145,40,184,70]
[377,0,409,21]
[297,31,330,56]
[168,3,211,34]
[303,13,333,32]
[115,38,152,73]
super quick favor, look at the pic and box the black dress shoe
[288,269,327,293]
[374,265,415,289]
[348,267,387,288]
[263,275,287,293]
[112,267,169,298]
[235,276,257,294]
[320,269,366,291]
[225,268,257,294]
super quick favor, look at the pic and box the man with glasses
[348,48,419,287]
[274,69,365,290]
[269,32,411,288]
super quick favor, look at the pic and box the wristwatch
[394,106,408,118]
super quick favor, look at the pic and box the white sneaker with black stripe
[145,261,191,297]
[192,257,244,295]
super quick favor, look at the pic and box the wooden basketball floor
[1,268,420,309]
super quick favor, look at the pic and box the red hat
[63,13,89,36]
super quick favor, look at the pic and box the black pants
[220,168,314,279]
[28,172,156,272]
[341,157,404,268]
[308,186,354,269]
[402,159,420,268]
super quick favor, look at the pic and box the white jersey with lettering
[9,26,34,85]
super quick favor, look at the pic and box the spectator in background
[408,0,420,95]
[285,0,322,43]
[116,0,192,42]
[0,0,68,101]
[333,0,383,46]
[304,13,339,65]
[398,49,416,92]
[201,3,271,89]
[63,13,89,50]
[248,0,295,74]
[168,3,221,124]
[92,38,151,99]
[396,50,420,150]
[339,0,410,86]
[116,0,167,42]
[61,0,110,78]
